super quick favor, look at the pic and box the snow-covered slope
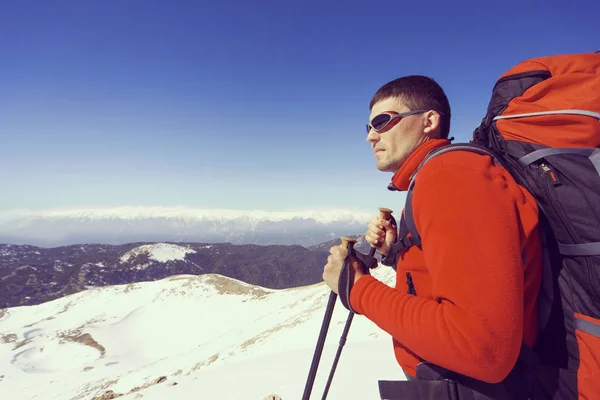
[119,243,197,263]
[0,265,405,400]
[0,207,374,247]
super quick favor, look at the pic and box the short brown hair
[369,75,451,139]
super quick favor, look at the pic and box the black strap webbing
[404,182,420,244]
[337,247,378,312]
[558,241,600,256]
[590,149,600,176]
[378,380,453,400]
[338,249,357,313]
[378,379,516,400]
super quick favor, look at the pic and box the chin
[376,163,394,173]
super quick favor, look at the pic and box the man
[322,76,542,397]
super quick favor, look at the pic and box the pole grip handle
[340,236,357,249]
[369,207,393,256]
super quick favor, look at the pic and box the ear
[423,111,441,138]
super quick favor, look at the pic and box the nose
[366,127,379,144]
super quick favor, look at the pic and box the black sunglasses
[366,110,428,134]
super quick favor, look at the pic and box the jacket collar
[388,138,451,192]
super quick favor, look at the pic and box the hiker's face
[366,97,430,172]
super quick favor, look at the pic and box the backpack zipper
[539,162,580,241]
[406,272,416,295]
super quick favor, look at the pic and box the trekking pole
[320,207,393,400]
[302,236,357,400]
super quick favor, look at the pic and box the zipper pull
[540,163,561,186]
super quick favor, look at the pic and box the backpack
[386,51,600,400]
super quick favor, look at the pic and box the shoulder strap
[401,143,502,249]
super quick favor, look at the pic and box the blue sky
[1,0,598,213]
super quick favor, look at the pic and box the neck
[388,138,451,191]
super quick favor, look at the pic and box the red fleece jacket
[350,138,542,383]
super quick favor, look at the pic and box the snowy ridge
[0,207,375,247]
[120,243,197,263]
[0,265,404,399]
[0,206,373,224]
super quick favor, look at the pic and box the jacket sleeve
[349,162,525,383]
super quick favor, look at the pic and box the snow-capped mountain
[0,266,405,400]
[0,207,374,247]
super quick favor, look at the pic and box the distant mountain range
[0,207,375,247]
[0,236,375,308]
